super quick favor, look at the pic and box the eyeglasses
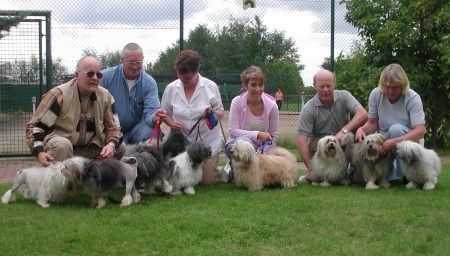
[125,61,143,66]
[79,71,103,79]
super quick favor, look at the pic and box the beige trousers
[44,136,126,161]
[200,153,219,186]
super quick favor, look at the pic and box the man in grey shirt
[296,69,368,182]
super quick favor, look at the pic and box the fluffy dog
[309,135,350,187]
[125,143,173,194]
[1,157,90,208]
[230,139,297,191]
[342,132,390,189]
[166,141,212,195]
[396,140,442,190]
[83,157,140,208]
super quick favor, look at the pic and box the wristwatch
[341,128,348,134]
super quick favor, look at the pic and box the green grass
[1,165,449,255]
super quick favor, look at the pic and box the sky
[0,0,360,86]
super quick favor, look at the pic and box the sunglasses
[80,71,103,79]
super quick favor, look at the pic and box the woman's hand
[257,132,273,142]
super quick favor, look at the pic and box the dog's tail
[341,132,355,148]
[1,190,16,204]
[269,147,297,164]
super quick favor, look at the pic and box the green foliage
[147,16,305,92]
[339,0,450,147]
[0,12,28,40]
[1,164,450,255]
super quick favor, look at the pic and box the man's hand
[37,152,54,167]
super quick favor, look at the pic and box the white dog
[83,157,140,208]
[230,139,297,191]
[2,157,90,208]
[342,133,390,190]
[396,140,442,190]
[166,141,212,195]
[309,135,350,187]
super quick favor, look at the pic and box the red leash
[147,118,162,149]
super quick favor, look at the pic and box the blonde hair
[378,63,410,94]
[240,66,266,84]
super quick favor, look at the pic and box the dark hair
[173,50,200,74]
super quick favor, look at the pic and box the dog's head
[362,133,386,161]
[187,142,212,166]
[316,135,342,159]
[60,156,90,180]
[396,140,420,165]
[230,139,255,167]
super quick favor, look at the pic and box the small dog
[309,135,350,187]
[125,143,173,194]
[396,140,442,190]
[342,132,389,190]
[1,157,90,208]
[230,139,297,191]
[166,141,212,195]
[83,157,140,208]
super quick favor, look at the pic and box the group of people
[25,42,425,187]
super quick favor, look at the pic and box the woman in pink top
[224,66,279,160]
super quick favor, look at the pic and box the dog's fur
[83,157,140,208]
[396,140,442,190]
[310,135,350,187]
[166,141,212,195]
[341,132,389,189]
[125,143,173,194]
[162,132,186,160]
[230,139,297,191]
[1,157,90,208]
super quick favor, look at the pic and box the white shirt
[161,74,224,155]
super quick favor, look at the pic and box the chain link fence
[0,0,358,156]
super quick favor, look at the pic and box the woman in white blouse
[161,50,225,185]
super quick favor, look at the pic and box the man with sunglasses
[26,56,125,167]
[100,43,164,144]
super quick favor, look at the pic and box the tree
[0,12,28,40]
[147,16,305,94]
[340,0,450,147]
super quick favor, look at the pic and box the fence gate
[0,11,52,157]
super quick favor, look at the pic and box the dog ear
[316,139,325,158]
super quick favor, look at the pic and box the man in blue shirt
[100,43,162,144]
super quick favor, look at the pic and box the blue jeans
[385,124,410,181]
[123,120,163,144]
[224,136,253,160]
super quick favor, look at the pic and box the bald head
[313,69,335,85]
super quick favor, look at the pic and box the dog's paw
[405,181,418,189]
[37,200,50,208]
[96,198,107,208]
[183,186,195,195]
[1,190,14,204]
[320,181,331,187]
[120,195,133,207]
[162,181,173,193]
[379,180,390,188]
[423,182,436,190]
[171,190,183,196]
[298,175,309,184]
[365,181,379,190]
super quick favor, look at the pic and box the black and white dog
[125,142,173,194]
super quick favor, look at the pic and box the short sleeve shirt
[368,88,425,132]
[297,90,362,143]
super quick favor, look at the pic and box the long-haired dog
[83,157,140,208]
[396,140,442,190]
[309,135,350,187]
[125,143,173,194]
[2,157,90,208]
[166,141,212,195]
[230,139,297,191]
[341,132,389,189]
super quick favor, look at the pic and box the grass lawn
[0,164,449,255]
